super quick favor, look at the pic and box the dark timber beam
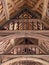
[0,30,49,42]
[0,30,49,36]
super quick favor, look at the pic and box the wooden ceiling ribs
[0,30,49,54]
[0,0,49,25]
[0,1,49,65]
[42,0,49,19]
[2,0,10,20]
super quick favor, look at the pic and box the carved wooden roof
[0,0,49,25]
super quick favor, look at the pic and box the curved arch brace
[0,0,5,20]
[1,57,49,65]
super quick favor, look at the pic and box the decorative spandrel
[0,8,49,30]
[2,38,46,55]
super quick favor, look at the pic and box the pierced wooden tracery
[0,37,47,55]
[7,45,45,55]
[1,19,49,30]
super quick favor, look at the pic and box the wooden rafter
[2,0,10,20]
[42,0,49,19]
[33,0,43,10]
[0,0,5,20]
[8,0,16,11]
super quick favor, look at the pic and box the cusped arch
[1,57,49,65]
